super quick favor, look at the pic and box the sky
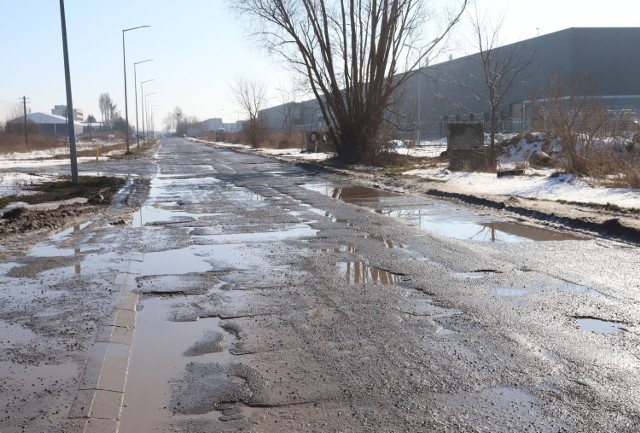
[1,0,639,130]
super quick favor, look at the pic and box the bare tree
[451,6,535,151]
[532,75,608,175]
[98,93,111,128]
[231,75,268,147]
[229,0,468,163]
[164,106,184,134]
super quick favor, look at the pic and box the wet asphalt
[2,137,640,432]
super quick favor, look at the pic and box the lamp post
[122,25,150,153]
[134,59,152,147]
[58,0,78,185]
[148,105,159,138]
[140,80,154,140]
[144,97,156,139]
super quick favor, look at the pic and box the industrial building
[6,112,83,137]
[260,27,640,140]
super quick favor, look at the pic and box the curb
[68,251,143,433]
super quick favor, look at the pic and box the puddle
[337,262,402,285]
[561,282,611,299]
[132,205,198,228]
[413,217,579,242]
[305,184,398,204]
[142,243,268,276]
[142,247,213,276]
[454,272,485,280]
[365,234,403,248]
[304,182,582,243]
[490,287,531,297]
[120,297,234,433]
[192,224,318,244]
[321,244,358,254]
[576,317,626,334]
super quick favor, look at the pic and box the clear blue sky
[1,0,638,129]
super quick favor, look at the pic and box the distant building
[51,105,83,122]
[7,112,83,137]
[202,118,223,132]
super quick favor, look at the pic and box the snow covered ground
[2,137,640,210]
[239,137,640,210]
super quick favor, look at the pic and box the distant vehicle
[215,128,226,142]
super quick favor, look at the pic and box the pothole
[575,317,627,333]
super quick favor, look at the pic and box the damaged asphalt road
[1,137,640,432]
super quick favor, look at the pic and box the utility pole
[58,0,79,185]
[21,96,30,145]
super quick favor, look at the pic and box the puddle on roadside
[142,243,267,276]
[304,183,583,243]
[491,287,531,297]
[561,282,611,299]
[191,224,318,244]
[132,205,198,228]
[321,244,358,254]
[576,317,626,334]
[120,297,235,433]
[305,184,398,204]
[402,216,583,243]
[365,234,403,248]
[337,262,402,285]
[142,247,213,276]
[454,272,485,280]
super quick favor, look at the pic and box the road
[1,137,639,432]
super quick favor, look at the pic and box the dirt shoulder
[0,176,127,239]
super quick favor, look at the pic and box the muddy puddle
[305,183,399,204]
[398,214,583,243]
[304,182,585,243]
[576,317,626,334]
[191,224,318,244]
[337,261,402,285]
[142,243,268,276]
[132,205,198,228]
[120,297,236,432]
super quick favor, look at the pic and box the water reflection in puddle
[400,216,582,243]
[337,262,402,285]
[366,234,403,248]
[305,184,398,204]
[304,182,583,243]
[576,317,626,333]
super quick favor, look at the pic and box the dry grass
[259,132,306,149]
[561,140,640,189]
[0,132,60,154]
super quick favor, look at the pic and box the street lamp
[144,97,156,139]
[58,0,78,185]
[134,59,153,147]
[141,85,155,140]
[122,25,150,153]
[148,105,159,138]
